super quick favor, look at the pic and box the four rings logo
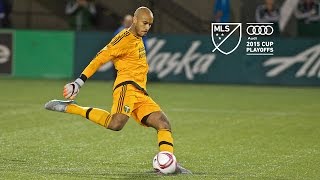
[246,25,274,36]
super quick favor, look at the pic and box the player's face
[134,13,153,37]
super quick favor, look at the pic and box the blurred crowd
[0,0,12,28]
[65,0,97,31]
[0,0,319,37]
[212,0,320,36]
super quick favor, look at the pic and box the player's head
[131,6,153,37]
[122,14,133,28]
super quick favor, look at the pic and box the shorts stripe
[120,85,127,112]
[104,114,111,127]
[117,85,127,113]
[116,86,124,113]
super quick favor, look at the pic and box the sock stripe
[86,107,93,119]
[159,141,173,147]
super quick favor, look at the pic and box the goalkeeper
[45,6,190,174]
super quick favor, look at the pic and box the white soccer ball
[153,151,177,174]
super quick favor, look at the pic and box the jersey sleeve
[81,36,128,78]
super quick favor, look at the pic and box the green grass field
[0,78,319,179]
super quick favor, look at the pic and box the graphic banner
[74,32,320,86]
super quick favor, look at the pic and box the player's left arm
[63,49,112,99]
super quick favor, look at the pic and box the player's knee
[158,119,171,130]
[156,113,171,130]
[108,122,125,131]
[145,111,171,130]
[107,114,128,131]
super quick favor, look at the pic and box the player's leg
[107,113,129,131]
[131,95,174,153]
[45,100,128,130]
[67,104,129,131]
[44,84,133,131]
[143,111,174,153]
[66,103,113,127]
[144,111,191,174]
[132,95,191,174]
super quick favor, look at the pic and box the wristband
[74,78,85,88]
[79,74,88,82]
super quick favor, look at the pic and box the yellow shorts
[111,84,161,125]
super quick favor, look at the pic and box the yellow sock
[158,129,174,153]
[66,104,112,128]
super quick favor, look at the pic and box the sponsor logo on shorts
[124,105,130,113]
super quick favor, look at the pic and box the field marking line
[0,101,319,118]
[167,108,320,118]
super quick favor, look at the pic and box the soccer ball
[153,151,177,174]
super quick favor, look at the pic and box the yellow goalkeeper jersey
[82,29,148,90]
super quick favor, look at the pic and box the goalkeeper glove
[63,78,85,100]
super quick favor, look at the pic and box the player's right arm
[63,33,129,99]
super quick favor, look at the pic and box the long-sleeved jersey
[82,29,148,91]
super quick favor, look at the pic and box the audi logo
[246,25,274,36]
